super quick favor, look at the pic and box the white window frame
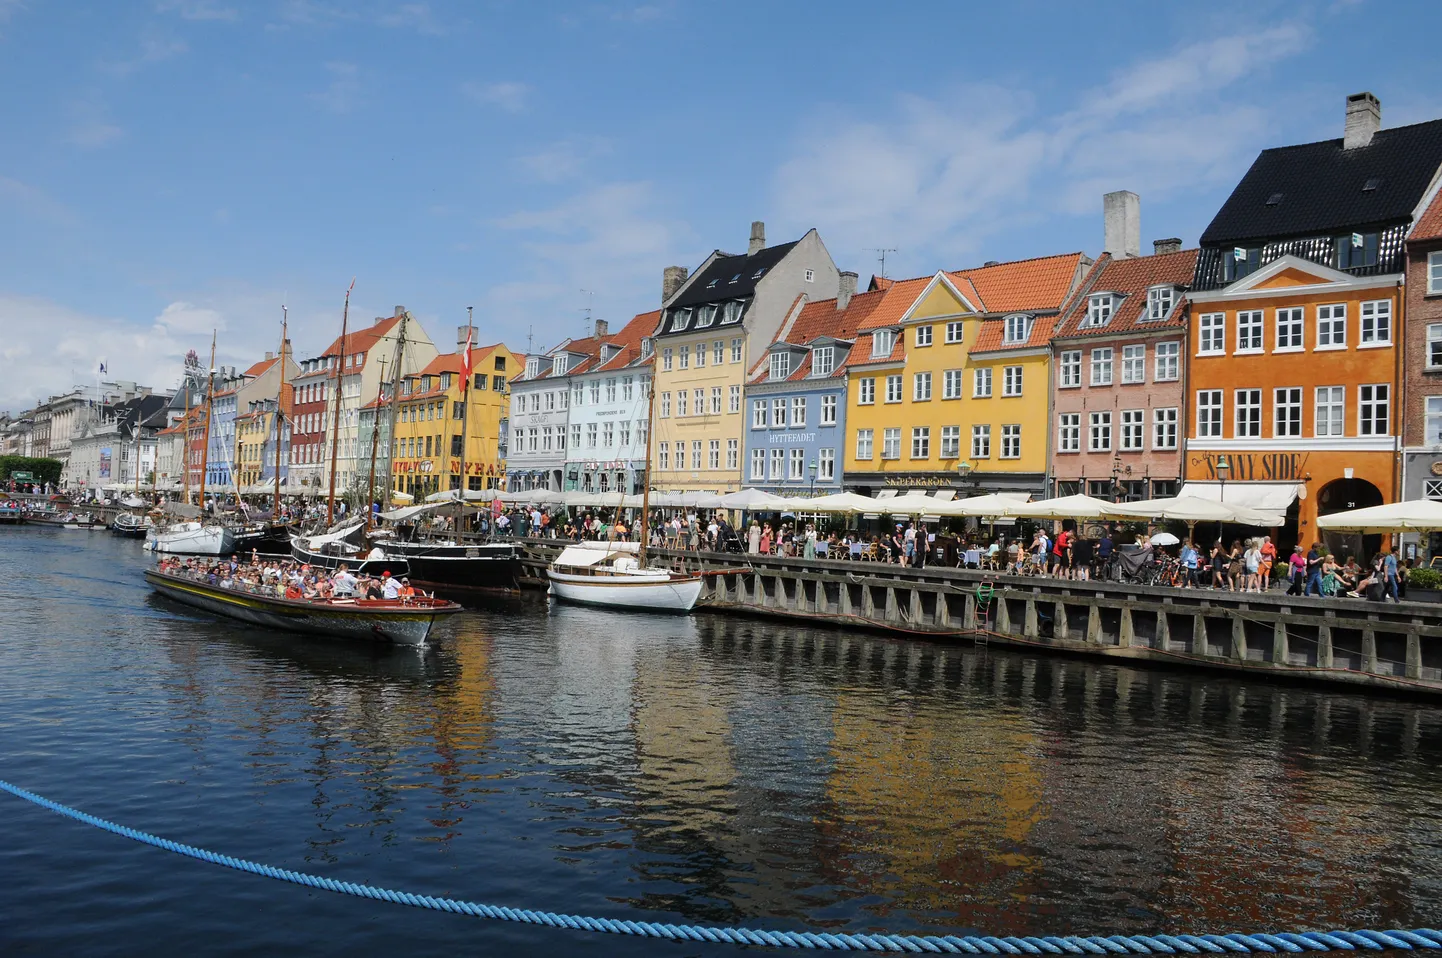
[658,442,669,470]
[882,427,901,460]
[1430,251,1442,295]
[1275,307,1304,352]
[1146,286,1175,320]
[1003,313,1033,343]
[942,369,963,400]
[1197,390,1223,438]
[913,371,932,401]
[1088,411,1112,451]
[812,346,835,376]
[769,351,792,381]
[973,367,992,398]
[752,399,767,429]
[914,325,933,347]
[1315,385,1345,437]
[1360,299,1392,346]
[791,396,806,426]
[1199,312,1226,355]
[1120,409,1144,450]
[1236,310,1263,353]
[714,340,725,364]
[858,377,876,405]
[1359,383,1390,436]
[911,426,930,459]
[1058,413,1080,452]
[1085,295,1113,327]
[677,390,688,417]
[940,425,960,458]
[1426,396,1442,445]
[971,424,991,458]
[818,448,835,480]
[856,428,874,460]
[1274,387,1301,438]
[710,439,721,470]
[731,338,743,362]
[769,448,784,480]
[1317,304,1346,349]
[1059,350,1081,388]
[749,448,766,480]
[660,392,671,418]
[1430,325,1442,368]
[771,397,787,428]
[1152,407,1178,450]
[871,329,895,358]
[1002,365,1023,396]
[1154,340,1179,381]
[945,321,964,344]
[1000,423,1020,459]
[1121,344,1145,384]
[729,385,740,413]
[821,394,837,425]
[710,387,722,415]
[884,374,903,403]
[1090,347,1113,386]
[726,438,737,469]
[1235,388,1262,438]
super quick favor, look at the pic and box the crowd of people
[155,552,428,603]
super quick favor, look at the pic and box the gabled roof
[401,344,506,400]
[594,310,661,372]
[242,357,278,378]
[855,276,934,331]
[748,290,886,385]
[1200,118,1442,245]
[949,251,1088,314]
[1411,185,1442,243]
[312,316,401,367]
[1053,248,1198,339]
[667,240,802,309]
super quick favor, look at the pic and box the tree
[0,456,64,485]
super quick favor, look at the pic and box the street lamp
[1215,455,1231,541]
[956,458,973,492]
[808,458,817,496]
[1111,452,1123,502]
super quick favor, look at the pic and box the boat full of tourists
[547,541,703,612]
[144,565,460,645]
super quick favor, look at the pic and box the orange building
[1184,93,1442,553]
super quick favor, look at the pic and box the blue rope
[2,778,1439,953]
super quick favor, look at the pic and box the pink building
[1050,242,1198,500]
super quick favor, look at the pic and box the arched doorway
[1315,477,1384,563]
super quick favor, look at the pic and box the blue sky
[2,0,1440,412]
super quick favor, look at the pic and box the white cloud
[514,136,613,183]
[0,175,76,226]
[156,0,239,21]
[377,2,443,35]
[771,23,1315,271]
[104,30,189,76]
[309,61,361,114]
[462,80,531,114]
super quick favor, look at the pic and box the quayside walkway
[515,539,1442,696]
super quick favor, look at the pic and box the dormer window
[421,375,432,392]
[526,358,540,378]
[1145,286,1175,321]
[871,329,895,358]
[1003,313,1034,343]
[1084,296,1113,328]
[722,301,745,324]
[1222,247,1261,282]
[553,355,569,375]
[812,345,835,376]
[671,307,693,331]
[1336,232,1379,269]
[697,304,718,327]
[769,352,792,381]
[641,338,653,357]
[440,373,452,391]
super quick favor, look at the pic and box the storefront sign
[1430,460,1442,477]
[1190,452,1310,481]
[767,432,816,444]
[882,475,956,488]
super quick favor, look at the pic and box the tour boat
[144,568,461,646]
[547,542,703,612]
[290,521,410,577]
[381,538,523,601]
[111,512,154,538]
[145,520,237,556]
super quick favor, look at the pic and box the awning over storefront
[1179,481,1301,514]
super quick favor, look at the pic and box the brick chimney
[662,266,688,303]
[1344,92,1380,150]
[1103,190,1141,258]
[748,221,765,255]
[594,318,609,339]
[836,271,858,311]
[1152,237,1182,256]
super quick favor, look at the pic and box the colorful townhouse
[389,329,520,499]
[742,272,877,496]
[652,223,840,492]
[1051,195,1198,501]
[842,253,1089,497]
[234,389,293,491]
[565,311,658,495]
[1185,93,1442,552]
[1402,186,1442,522]
[508,334,592,493]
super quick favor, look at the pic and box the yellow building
[843,254,1090,497]
[651,226,840,491]
[233,394,291,490]
[388,338,522,498]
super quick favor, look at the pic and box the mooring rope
[2,778,1439,953]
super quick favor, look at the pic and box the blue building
[742,274,880,496]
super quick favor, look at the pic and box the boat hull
[146,523,237,556]
[383,542,522,601]
[144,570,455,646]
[547,569,703,612]
[290,539,410,578]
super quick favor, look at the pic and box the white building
[564,310,658,494]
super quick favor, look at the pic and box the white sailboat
[546,368,703,613]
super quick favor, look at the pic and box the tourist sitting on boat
[381,571,401,600]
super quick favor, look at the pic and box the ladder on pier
[974,581,995,649]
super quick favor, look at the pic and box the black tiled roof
[667,241,800,308]
[1199,118,1442,245]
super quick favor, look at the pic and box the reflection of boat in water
[111,512,154,538]
[144,568,460,645]
[290,520,409,576]
[547,542,702,612]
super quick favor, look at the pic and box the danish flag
[459,325,474,390]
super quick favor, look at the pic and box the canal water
[2,529,1442,956]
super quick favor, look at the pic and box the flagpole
[456,308,473,540]
[326,279,354,527]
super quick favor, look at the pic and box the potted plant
[1406,565,1442,603]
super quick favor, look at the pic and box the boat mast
[326,280,354,527]
[273,306,288,520]
[381,311,409,499]
[364,357,386,538]
[181,384,191,505]
[197,332,216,514]
[456,308,473,540]
[638,352,656,565]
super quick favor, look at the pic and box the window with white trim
[1430,325,1442,368]
[1152,407,1178,450]
[914,325,932,347]
[1121,344,1145,383]
[1431,252,1442,295]
[871,329,894,358]
[770,448,784,480]
[749,448,765,480]
[726,438,738,469]
[942,369,963,399]
[804,269,815,282]
[941,425,960,458]
[731,338,743,362]
[691,440,702,471]
[771,397,787,428]
[856,428,873,460]
[913,371,932,401]
[658,442,669,470]
[945,321,964,343]
[885,374,902,403]
[1359,383,1389,435]
[1059,350,1081,387]
[882,427,901,460]
[769,352,792,381]
[1276,307,1304,350]
[973,367,992,398]
[1360,300,1391,345]
[1089,411,1112,451]
[818,448,834,480]
[812,346,835,376]
[1197,390,1223,438]
[1235,388,1262,437]
[709,440,720,470]
[821,394,837,425]
[1121,409,1144,450]
[1085,295,1113,327]
[1154,341,1179,381]
[791,396,806,426]
[1427,397,1442,445]
[1237,310,1263,351]
[1317,304,1346,348]
[1274,387,1301,437]
[971,424,991,458]
[1090,347,1113,385]
[1199,313,1225,354]
[911,427,930,459]
[660,392,671,418]
[711,387,722,414]
[1004,314,1033,343]
[1000,424,1020,459]
[714,340,724,364]
[677,390,688,416]
[1146,286,1175,320]
[1315,386,1345,437]
[602,422,614,447]
[729,385,740,413]
[858,378,875,404]
[571,424,582,448]
[1058,413,1080,452]
[678,345,689,369]
[1002,365,1023,396]
[586,423,598,447]
[694,343,705,367]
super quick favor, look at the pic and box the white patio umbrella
[424,488,498,504]
[946,493,1033,518]
[1148,531,1181,547]
[717,488,792,511]
[1005,493,1124,520]
[1315,499,1442,533]
[801,491,879,514]
[1109,494,1282,527]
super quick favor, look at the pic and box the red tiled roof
[748,290,888,385]
[1053,249,1199,340]
[315,316,400,368]
[869,276,895,291]
[595,310,661,372]
[969,315,1057,353]
[242,357,278,378]
[948,251,1087,314]
[519,336,601,382]
[402,344,508,400]
[1412,187,1442,243]
[855,276,934,331]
